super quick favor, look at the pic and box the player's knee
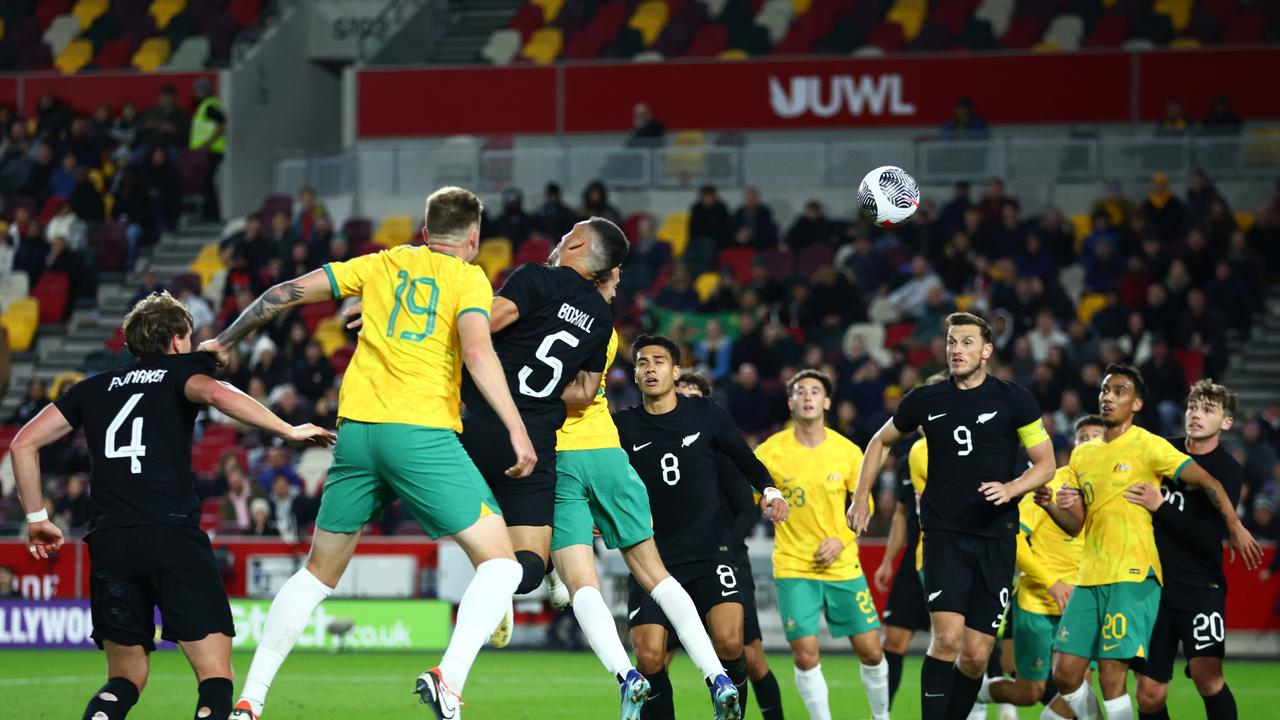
[1190,668,1225,697]
[1052,666,1082,695]
[635,645,667,674]
[791,646,820,671]
[1135,680,1168,712]
[930,628,963,658]
[514,550,546,595]
[713,634,743,660]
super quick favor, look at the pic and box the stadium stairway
[1226,284,1280,413]
[428,0,527,63]
[0,224,223,419]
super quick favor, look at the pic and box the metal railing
[275,134,1280,200]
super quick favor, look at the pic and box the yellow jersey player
[980,414,1105,717]
[1046,364,1261,720]
[755,369,890,720]
[206,187,538,720]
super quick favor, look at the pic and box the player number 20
[1192,612,1225,644]
[660,452,681,485]
[1103,612,1128,640]
[953,425,973,456]
[518,330,580,398]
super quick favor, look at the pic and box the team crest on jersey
[827,474,842,483]
[682,432,701,447]
[1057,626,1069,641]
[1113,462,1130,472]
[1032,657,1045,671]
[785,618,796,630]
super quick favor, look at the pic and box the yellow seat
[55,39,93,74]
[87,168,105,193]
[149,0,188,30]
[672,130,705,147]
[694,272,720,304]
[1077,293,1110,325]
[194,242,222,266]
[628,0,670,46]
[792,0,811,16]
[131,37,171,72]
[889,0,927,11]
[1069,213,1090,253]
[531,0,565,22]
[0,18,6,43]
[72,0,110,30]
[49,371,85,399]
[718,49,748,60]
[313,318,350,357]
[1032,41,1063,52]
[476,237,513,283]
[1234,211,1254,231]
[191,259,224,290]
[0,297,39,352]
[657,211,690,257]
[954,294,974,312]
[373,214,414,247]
[103,193,114,220]
[1154,0,1191,32]
[521,28,563,65]
[886,4,925,41]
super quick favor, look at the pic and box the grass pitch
[3,649,1279,718]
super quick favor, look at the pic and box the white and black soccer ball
[858,165,920,228]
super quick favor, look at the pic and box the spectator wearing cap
[188,76,225,221]
[1202,95,1241,135]
[138,84,188,156]
[732,187,777,248]
[534,182,577,239]
[492,187,533,247]
[626,102,665,148]
[247,498,279,537]
[940,97,989,139]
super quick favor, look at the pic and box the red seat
[796,244,834,276]
[39,196,65,225]
[508,3,545,41]
[35,0,72,30]
[0,423,21,457]
[1223,9,1264,42]
[908,347,933,367]
[884,321,915,349]
[201,498,222,515]
[718,247,756,285]
[260,193,293,221]
[1173,349,1205,389]
[177,149,208,196]
[106,326,126,354]
[999,15,1041,49]
[94,38,134,69]
[299,300,337,333]
[342,218,372,245]
[330,345,355,375]
[759,246,794,281]
[685,24,728,56]
[866,22,904,52]
[1084,13,1128,47]
[32,272,69,325]
[89,233,126,271]
[203,424,238,446]
[514,235,552,266]
[229,0,264,29]
[623,212,651,246]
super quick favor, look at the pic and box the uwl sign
[769,74,917,119]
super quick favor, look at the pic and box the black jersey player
[1131,379,1246,720]
[614,335,789,720]
[849,312,1056,720]
[458,218,627,610]
[13,293,333,720]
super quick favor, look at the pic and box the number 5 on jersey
[106,393,147,474]
[518,330,579,398]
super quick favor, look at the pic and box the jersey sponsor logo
[107,368,169,391]
[977,411,998,424]
[681,432,701,447]
[556,303,596,333]
[928,413,947,421]
[632,442,653,451]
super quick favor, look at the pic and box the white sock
[650,576,724,682]
[1103,695,1133,720]
[860,659,890,720]
[1089,691,1103,719]
[1062,683,1094,719]
[794,664,831,720]
[1040,702,1070,720]
[239,568,333,714]
[572,585,632,678]
[996,702,1018,720]
[437,558,521,695]
[967,701,988,720]
[978,674,995,703]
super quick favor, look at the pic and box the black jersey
[892,374,1044,538]
[1154,437,1244,589]
[896,465,920,551]
[461,263,611,434]
[717,453,757,553]
[54,352,218,534]
[614,395,774,566]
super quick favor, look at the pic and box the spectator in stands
[292,340,334,403]
[46,202,85,251]
[1180,228,1217,286]
[1156,99,1192,135]
[1208,259,1255,335]
[627,102,666,147]
[0,565,17,598]
[618,214,670,298]
[695,319,733,383]
[220,468,260,528]
[1091,178,1135,230]
[111,101,139,149]
[304,214,337,269]
[291,185,327,242]
[992,203,1026,259]
[887,255,943,318]
[935,181,972,237]
[283,239,310,279]
[50,153,77,199]
[267,474,307,542]
[1138,338,1185,433]
[977,177,1018,232]
[88,103,113,151]
[8,378,48,425]
[1202,95,1241,134]
[652,263,700,312]
[139,146,182,230]
[256,446,301,490]
[939,97,989,138]
[250,336,289,390]
[784,200,832,248]
[11,218,49,285]
[190,77,226,221]
[1247,465,1280,541]
[177,286,215,332]
[68,169,104,224]
[1203,197,1237,250]
[491,187,533,247]
[65,117,98,169]
[844,233,893,300]
[1015,232,1054,282]
[1082,232,1122,293]
[224,213,270,269]
[1142,171,1187,242]
[23,144,55,207]
[247,498,279,538]
[54,474,92,533]
[912,284,954,343]
[0,121,32,195]
[33,94,71,147]
[732,187,777,248]
[1117,310,1154,366]
[579,180,622,225]
[267,210,300,261]
[689,185,732,250]
[1177,287,1226,375]
[1034,206,1076,266]
[1027,309,1069,363]
[138,84,188,154]
[727,362,771,435]
[534,182,576,240]
[1185,168,1220,231]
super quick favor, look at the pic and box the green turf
[3,650,1278,718]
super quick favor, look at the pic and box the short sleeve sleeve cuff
[322,264,341,299]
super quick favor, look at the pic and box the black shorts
[87,525,234,651]
[664,548,759,651]
[922,528,1015,636]
[629,555,743,632]
[883,545,930,632]
[460,416,557,527]
[1136,582,1227,683]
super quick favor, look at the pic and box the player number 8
[954,425,973,456]
[716,564,738,590]
[660,452,681,486]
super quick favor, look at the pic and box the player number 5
[954,425,973,456]
[518,330,580,398]
[105,393,147,474]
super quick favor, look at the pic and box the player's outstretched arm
[713,413,788,523]
[185,375,336,447]
[200,270,333,361]
[457,311,537,478]
[874,503,908,592]
[10,405,75,558]
[1178,462,1264,569]
[849,418,904,535]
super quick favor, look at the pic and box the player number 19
[954,425,973,456]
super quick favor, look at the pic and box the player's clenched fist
[761,487,789,524]
[505,430,537,478]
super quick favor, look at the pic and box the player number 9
[953,425,973,456]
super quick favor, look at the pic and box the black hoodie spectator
[784,201,832,248]
[534,183,577,239]
[491,188,533,247]
[689,185,733,250]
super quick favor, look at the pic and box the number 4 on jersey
[106,393,147,474]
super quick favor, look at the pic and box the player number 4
[105,393,147,474]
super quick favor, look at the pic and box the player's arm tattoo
[1179,462,1240,527]
[216,281,305,347]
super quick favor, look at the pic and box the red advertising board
[0,71,216,117]
[0,541,85,599]
[355,47,1280,138]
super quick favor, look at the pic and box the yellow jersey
[1015,466,1085,615]
[1066,425,1192,587]
[755,428,865,581]
[556,329,621,451]
[909,437,927,572]
[324,245,493,431]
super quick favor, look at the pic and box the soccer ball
[858,165,920,228]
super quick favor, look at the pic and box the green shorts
[775,576,881,642]
[551,448,654,551]
[1055,576,1161,662]
[1013,604,1060,681]
[316,421,500,538]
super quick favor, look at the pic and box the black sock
[83,677,140,720]
[1203,684,1237,720]
[944,667,984,720]
[884,650,905,709]
[194,677,232,720]
[642,668,674,720]
[751,670,784,720]
[723,654,749,711]
[1040,677,1059,707]
[1139,709,1171,720]
[986,644,1004,678]
[921,656,954,720]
